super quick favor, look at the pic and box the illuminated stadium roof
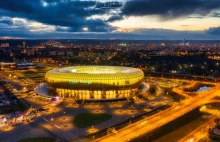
[45,66,144,87]
[48,66,141,75]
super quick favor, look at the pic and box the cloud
[187,16,204,19]
[122,0,220,20]
[181,25,190,27]
[206,26,220,35]
[0,17,14,26]
[107,15,124,22]
[1,26,219,40]
[211,12,220,18]
[0,0,112,32]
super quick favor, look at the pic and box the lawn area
[17,137,56,142]
[158,80,188,88]
[212,96,220,100]
[15,68,50,81]
[73,113,112,128]
[164,88,185,102]
[20,71,46,81]
[205,102,220,110]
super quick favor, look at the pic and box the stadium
[45,66,144,100]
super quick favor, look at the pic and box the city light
[0,1,220,142]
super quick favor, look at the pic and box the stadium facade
[45,66,144,100]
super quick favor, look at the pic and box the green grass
[73,113,112,128]
[17,137,55,142]
[212,96,220,100]
[181,82,188,86]
[205,103,220,111]
[18,69,49,81]
[164,88,185,102]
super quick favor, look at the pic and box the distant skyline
[0,0,220,39]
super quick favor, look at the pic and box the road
[93,84,220,142]
[179,115,218,142]
[179,100,220,142]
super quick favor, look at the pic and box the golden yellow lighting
[87,127,99,134]
[2,126,13,131]
[200,106,207,112]
[45,66,144,100]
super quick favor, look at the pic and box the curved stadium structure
[45,66,144,100]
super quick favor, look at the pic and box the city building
[23,41,26,48]
[16,62,38,70]
[0,86,4,94]
[0,43,9,48]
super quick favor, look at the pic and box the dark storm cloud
[55,21,116,32]
[0,26,31,38]
[107,15,124,22]
[0,0,111,32]
[122,0,220,19]
[187,16,204,19]
[206,26,220,35]
[211,12,220,18]
[0,18,13,26]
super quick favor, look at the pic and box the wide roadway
[93,83,220,142]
